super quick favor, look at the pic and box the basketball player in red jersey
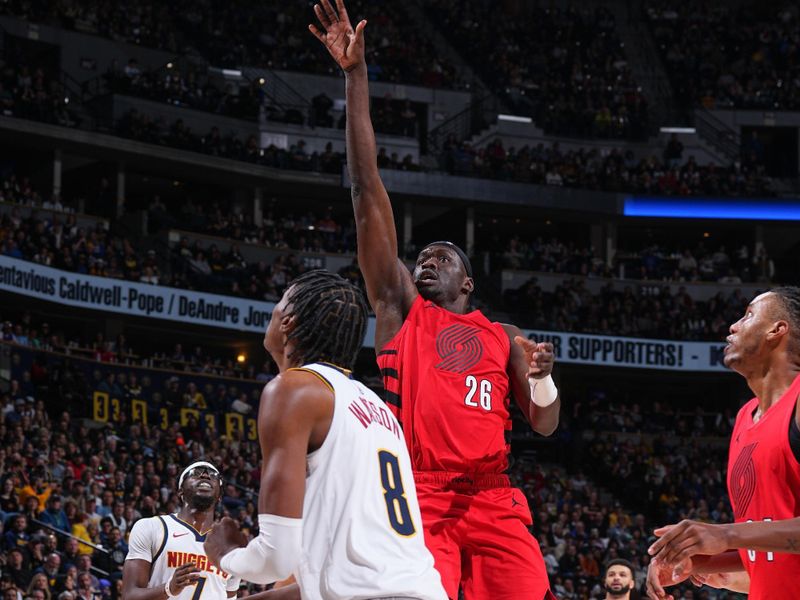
[309,2,560,599]
[646,287,800,600]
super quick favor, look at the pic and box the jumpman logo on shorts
[511,496,521,508]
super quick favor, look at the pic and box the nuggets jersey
[727,374,800,600]
[125,514,239,599]
[294,363,446,600]
[378,296,512,474]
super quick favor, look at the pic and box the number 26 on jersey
[464,375,492,411]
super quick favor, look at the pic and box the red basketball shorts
[414,472,555,600]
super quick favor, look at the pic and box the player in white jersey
[122,461,241,600]
[203,270,446,600]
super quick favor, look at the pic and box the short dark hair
[285,270,369,370]
[605,558,634,576]
[771,286,800,351]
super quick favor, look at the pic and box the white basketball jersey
[125,514,240,599]
[294,363,446,600]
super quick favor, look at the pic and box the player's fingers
[313,4,331,28]
[354,19,367,40]
[649,525,679,555]
[646,578,666,600]
[513,335,536,350]
[690,574,706,587]
[536,342,554,353]
[663,539,700,567]
[335,0,350,23]
[653,524,677,537]
[321,0,339,23]
[309,24,326,42]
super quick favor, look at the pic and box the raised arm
[309,0,416,340]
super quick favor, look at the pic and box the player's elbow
[532,421,558,437]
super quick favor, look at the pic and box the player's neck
[749,362,800,414]
[177,506,214,532]
[434,296,472,315]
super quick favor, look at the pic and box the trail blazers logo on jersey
[730,442,758,518]
[435,325,483,374]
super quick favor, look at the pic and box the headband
[178,461,220,488]
[421,241,473,278]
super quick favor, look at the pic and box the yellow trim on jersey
[287,367,335,393]
[318,362,353,377]
[172,514,213,536]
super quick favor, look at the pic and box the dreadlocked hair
[771,286,800,352]
[285,270,369,370]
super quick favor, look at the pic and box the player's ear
[279,313,297,336]
[462,277,474,295]
[767,318,790,342]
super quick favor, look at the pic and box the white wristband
[164,576,175,598]
[529,374,558,407]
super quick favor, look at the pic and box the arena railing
[32,518,112,577]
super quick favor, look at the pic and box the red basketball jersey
[377,296,512,474]
[727,374,800,600]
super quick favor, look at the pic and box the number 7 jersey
[294,363,446,600]
[125,514,240,600]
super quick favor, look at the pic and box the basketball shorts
[414,472,555,600]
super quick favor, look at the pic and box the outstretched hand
[648,520,731,567]
[309,0,367,73]
[513,336,555,380]
[645,556,693,600]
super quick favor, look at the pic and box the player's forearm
[725,517,800,553]
[344,64,383,197]
[122,585,168,600]
[529,397,560,436]
[245,584,300,600]
[692,551,745,574]
[721,572,751,594]
[525,374,560,436]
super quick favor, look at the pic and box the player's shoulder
[260,369,334,417]
[732,397,759,427]
[498,322,522,338]
[129,514,168,537]
[265,368,335,396]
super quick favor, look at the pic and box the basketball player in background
[647,287,800,600]
[602,559,635,600]
[123,461,240,600]
[203,270,446,600]
[310,2,559,599]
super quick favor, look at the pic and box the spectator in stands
[38,495,69,533]
[74,573,96,600]
[663,134,684,168]
[4,515,30,551]
[25,573,51,600]
[4,548,30,588]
